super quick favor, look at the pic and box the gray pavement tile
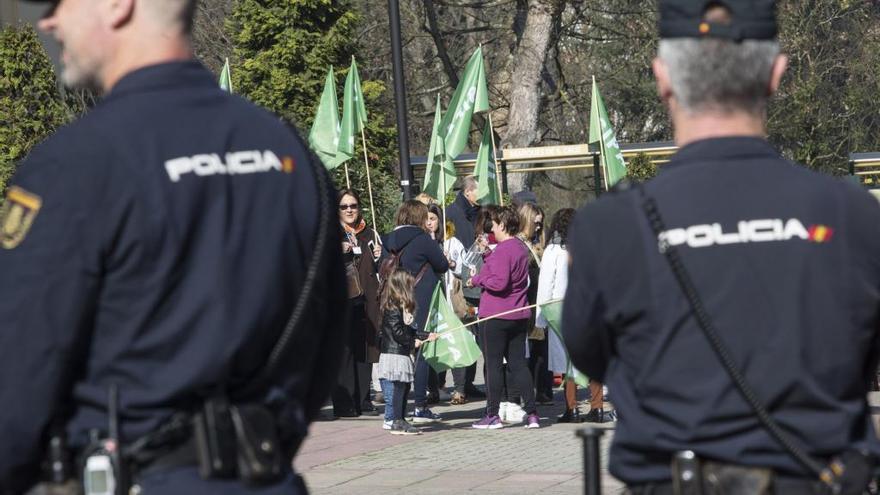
[409,470,508,490]
[478,472,577,489]
[332,468,440,488]
[302,469,373,489]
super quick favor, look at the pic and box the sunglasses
[339,204,359,211]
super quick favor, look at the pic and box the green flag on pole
[308,67,347,170]
[538,300,588,387]
[474,119,500,205]
[421,283,482,372]
[219,58,233,93]
[338,58,367,159]
[422,95,456,200]
[439,46,490,160]
[589,77,626,189]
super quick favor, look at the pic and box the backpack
[377,237,430,301]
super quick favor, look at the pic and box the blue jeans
[380,378,394,422]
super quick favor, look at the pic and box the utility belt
[625,450,877,495]
[47,395,295,495]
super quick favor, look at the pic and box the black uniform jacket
[0,61,345,491]
[562,137,880,484]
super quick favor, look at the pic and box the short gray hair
[146,0,198,34]
[461,175,478,192]
[658,38,780,115]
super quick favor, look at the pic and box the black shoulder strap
[634,182,829,481]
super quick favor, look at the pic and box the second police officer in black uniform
[563,1,880,494]
[0,0,346,493]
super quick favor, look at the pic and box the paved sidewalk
[296,382,623,495]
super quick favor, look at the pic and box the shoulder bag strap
[633,181,830,481]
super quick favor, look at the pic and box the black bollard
[577,427,605,495]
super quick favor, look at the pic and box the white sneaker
[382,420,393,430]
[498,402,510,422]
[503,403,526,424]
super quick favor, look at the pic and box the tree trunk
[500,0,564,194]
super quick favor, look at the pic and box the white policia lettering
[165,150,283,182]
[659,218,812,249]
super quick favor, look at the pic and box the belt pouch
[193,396,237,479]
[230,404,284,484]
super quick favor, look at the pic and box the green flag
[338,58,367,159]
[422,95,456,200]
[308,67,347,170]
[539,300,588,387]
[589,77,626,189]
[474,120,499,205]
[439,46,490,160]
[219,58,233,93]
[421,283,482,372]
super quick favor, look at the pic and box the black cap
[659,0,777,41]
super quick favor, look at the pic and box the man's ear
[652,57,674,104]
[103,0,135,29]
[768,54,788,96]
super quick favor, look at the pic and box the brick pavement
[295,390,880,494]
[296,380,624,495]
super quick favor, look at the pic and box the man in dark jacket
[445,176,480,249]
[1,1,345,493]
[443,176,486,401]
[563,1,880,493]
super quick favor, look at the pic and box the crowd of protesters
[334,176,611,434]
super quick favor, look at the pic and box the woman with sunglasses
[333,189,384,418]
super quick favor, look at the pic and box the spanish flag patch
[0,186,42,250]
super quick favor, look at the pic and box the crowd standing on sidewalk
[330,176,614,435]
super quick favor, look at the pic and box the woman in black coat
[333,189,383,417]
[382,200,449,423]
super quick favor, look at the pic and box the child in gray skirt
[378,269,436,435]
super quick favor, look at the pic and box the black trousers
[528,336,554,398]
[451,363,477,394]
[331,303,372,415]
[450,326,478,394]
[480,318,535,417]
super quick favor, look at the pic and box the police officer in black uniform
[563,1,880,493]
[0,0,345,493]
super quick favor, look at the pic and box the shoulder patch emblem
[0,186,42,249]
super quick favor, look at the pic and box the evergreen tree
[0,25,70,196]
[228,0,401,231]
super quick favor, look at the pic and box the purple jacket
[471,238,531,321]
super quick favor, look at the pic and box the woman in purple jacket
[467,206,539,429]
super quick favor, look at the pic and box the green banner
[474,119,499,205]
[308,67,347,170]
[539,300,588,387]
[439,46,489,161]
[422,283,482,372]
[422,94,456,201]
[219,58,233,93]
[338,58,367,159]
[589,77,626,189]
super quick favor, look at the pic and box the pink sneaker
[525,413,540,429]
[472,414,503,430]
